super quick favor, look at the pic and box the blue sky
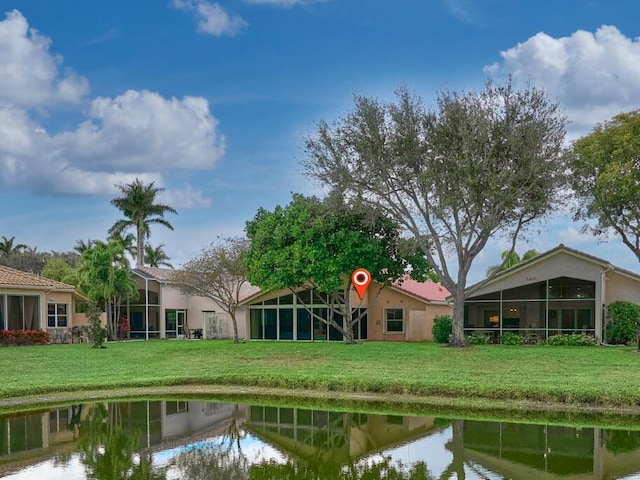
[1,0,640,282]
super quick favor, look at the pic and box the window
[47,303,68,328]
[385,308,404,333]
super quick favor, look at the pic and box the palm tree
[486,249,540,276]
[0,236,27,256]
[74,238,96,254]
[108,231,137,260]
[109,179,177,268]
[144,243,173,268]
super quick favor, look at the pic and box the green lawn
[2,340,639,410]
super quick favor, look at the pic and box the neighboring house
[241,278,452,342]
[128,267,258,340]
[463,244,640,342]
[0,265,87,334]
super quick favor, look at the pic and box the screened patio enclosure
[464,276,596,342]
[248,289,367,341]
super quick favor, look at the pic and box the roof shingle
[0,265,76,290]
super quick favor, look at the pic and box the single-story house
[127,267,259,340]
[463,244,640,342]
[0,265,87,337]
[241,278,452,342]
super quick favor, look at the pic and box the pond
[1,399,640,479]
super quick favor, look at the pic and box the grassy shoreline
[2,340,639,415]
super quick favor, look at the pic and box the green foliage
[500,332,524,345]
[465,333,490,345]
[109,178,177,267]
[432,315,452,343]
[77,240,138,340]
[571,110,640,259]
[606,300,640,345]
[0,330,49,346]
[245,193,431,294]
[86,302,107,349]
[543,334,598,346]
[144,243,173,268]
[41,256,78,285]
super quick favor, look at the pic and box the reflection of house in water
[244,405,435,468]
[0,400,242,476]
[0,405,86,476]
[460,420,640,479]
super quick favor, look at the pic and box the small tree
[432,314,452,343]
[172,237,250,344]
[77,240,138,341]
[245,194,431,344]
[42,256,78,285]
[304,81,567,346]
[86,301,107,348]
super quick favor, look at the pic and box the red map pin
[351,268,371,300]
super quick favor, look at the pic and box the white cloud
[0,10,89,107]
[443,0,477,24]
[158,184,212,209]
[57,90,225,171]
[174,0,247,36]
[485,26,640,137]
[0,90,225,195]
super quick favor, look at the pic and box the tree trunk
[136,224,144,268]
[450,289,466,347]
[230,311,239,344]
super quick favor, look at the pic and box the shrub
[543,333,598,346]
[465,333,489,345]
[432,315,452,343]
[606,300,640,345]
[0,330,49,346]
[86,302,107,348]
[500,331,524,345]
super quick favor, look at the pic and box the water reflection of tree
[174,404,249,479]
[174,406,436,480]
[78,403,167,480]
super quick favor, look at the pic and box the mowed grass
[2,340,639,409]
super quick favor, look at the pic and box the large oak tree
[571,110,640,260]
[304,81,567,346]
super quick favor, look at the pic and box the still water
[0,399,639,479]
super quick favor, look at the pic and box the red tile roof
[0,265,76,290]
[392,276,450,302]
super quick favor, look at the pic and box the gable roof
[390,276,450,303]
[0,265,76,291]
[132,266,261,302]
[465,243,640,297]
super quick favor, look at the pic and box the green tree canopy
[109,178,177,268]
[571,110,640,260]
[41,256,78,285]
[304,81,567,346]
[245,193,431,343]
